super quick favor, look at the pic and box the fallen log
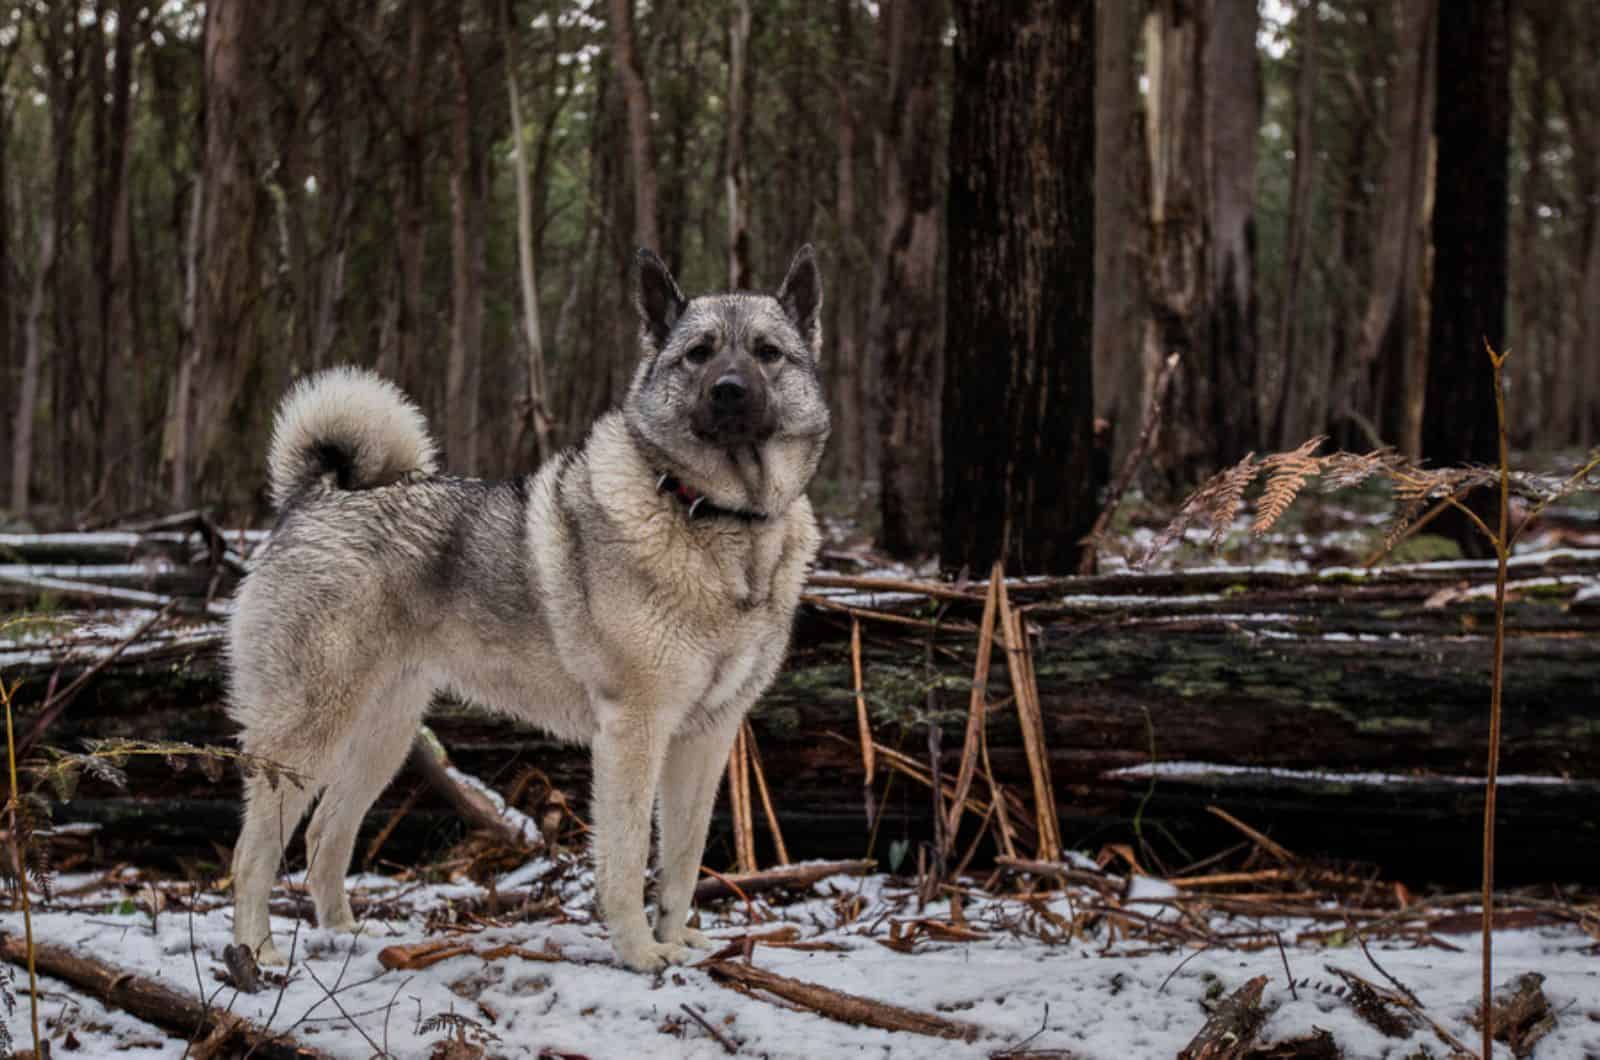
[702,959,981,1041]
[0,931,335,1059]
[10,551,1600,883]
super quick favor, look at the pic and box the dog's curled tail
[267,366,438,509]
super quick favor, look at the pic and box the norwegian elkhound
[229,247,829,972]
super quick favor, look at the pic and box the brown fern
[1250,436,1326,537]
[1205,453,1260,548]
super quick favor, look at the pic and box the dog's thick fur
[229,248,828,972]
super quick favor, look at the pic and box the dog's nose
[710,374,748,408]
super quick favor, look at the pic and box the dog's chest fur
[527,415,818,736]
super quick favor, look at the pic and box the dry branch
[1178,974,1268,1059]
[0,931,335,1059]
[693,859,875,904]
[703,959,980,1041]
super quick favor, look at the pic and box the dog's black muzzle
[693,371,774,445]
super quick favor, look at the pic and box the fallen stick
[703,959,980,1041]
[17,603,174,756]
[693,859,875,904]
[0,931,334,1060]
[408,727,538,849]
[1080,351,1182,575]
[1177,973,1268,1059]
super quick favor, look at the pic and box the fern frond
[1203,453,1260,548]
[1251,436,1326,537]
[1318,448,1403,492]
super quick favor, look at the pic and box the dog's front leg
[590,710,682,972]
[655,716,743,948]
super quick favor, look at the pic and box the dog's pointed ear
[776,244,822,352]
[635,248,687,348]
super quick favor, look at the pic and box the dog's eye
[684,344,713,365]
[754,342,783,364]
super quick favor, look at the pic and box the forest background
[0,0,1591,573]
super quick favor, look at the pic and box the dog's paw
[669,926,716,950]
[254,940,289,967]
[613,936,693,973]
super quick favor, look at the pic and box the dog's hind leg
[654,717,742,949]
[302,683,427,935]
[232,769,319,967]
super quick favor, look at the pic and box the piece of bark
[1179,974,1268,1059]
[1244,1028,1341,1059]
[703,959,980,1041]
[692,859,875,903]
[1475,971,1556,1059]
[407,727,538,849]
[377,938,475,971]
[0,931,333,1059]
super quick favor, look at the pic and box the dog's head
[623,247,831,513]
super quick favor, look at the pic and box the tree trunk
[1142,0,1262,492]
[1422,0,1510,557]
[11,218,56,515]
[725,0,753,290]
[1271,0,1320,450]
[505,3,554,467]
[943,0,1097,576]
[1349,0,1435,456]
[1093,0,1143,470]
[447,15,485,474]
[608,0,660,256]
[874,0,946,561]
[829,0,865,503]
[1557,12,1600,449]
[184,0,265,508]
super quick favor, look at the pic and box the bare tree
[504,0,553,465]
[1349,0,1435,458]
[1093,0,1145,470]
[1422,0,1510,557]
[943,0,1098,576]
[608,0,660,255]
[177,0,268,507]
[1270,0,1321,450]
[446,7,487,474]
[725,0,753,289]
[873,0,946,559]
[1142,0,1263,489]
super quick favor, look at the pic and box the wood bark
[725,0,753,290]
[0,932,335,1060]
[943,0,1097,576]
[1349,0,1435,457]
[1142,0,1263,491]
[1556,8,1600,449]
[873,0,946,560]
[1093,0,1144,470]
[183,0,267,508]
[1422,0,1510,557]
[504,1,554,466]
[608,0,660,256]
[1271,0,1320,450]
[11,216,55,515]
[447,12,486,474]
[827,0,867,499]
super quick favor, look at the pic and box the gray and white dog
[229,247,829,972]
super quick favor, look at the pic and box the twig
[850,618,876,828]
[704,959,981,1041]
[1080,351,1182,574]
[692,859,875,904]
[1274,933,1298,1001]
[997,581,1060,860]
[743,722,789,865]
[680,1002,738,1054]
[18,602,175,756]
[727,724,757,874]
[945,565,1000,855]
[1483,340,1512,1060]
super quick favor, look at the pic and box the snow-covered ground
[4,862,1597,1058]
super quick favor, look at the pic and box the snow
[1107,760,1583,789]
[6,864,1600,1058]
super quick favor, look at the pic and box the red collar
[655,473,767,522]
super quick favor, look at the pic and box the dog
[228,246,829,972]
